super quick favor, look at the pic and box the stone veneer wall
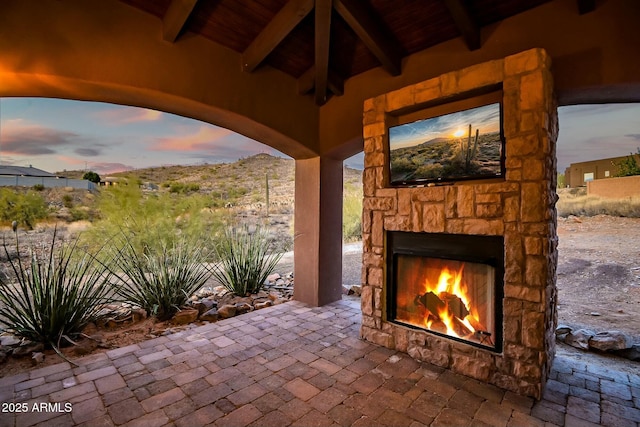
[360,48,558,399]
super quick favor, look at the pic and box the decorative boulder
[200,308,219,322]
[217,304,237,319]
[588,331,633,352]
[172,309,199,325]
[564,329,595,350]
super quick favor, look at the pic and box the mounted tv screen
[389,102,504,186]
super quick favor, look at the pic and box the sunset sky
[0,97,638,173]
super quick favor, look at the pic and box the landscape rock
[564,329,595,350]
[588,331,633,352]
[613,344,640,361]
[31,352,45,365]
[12,342,45,358]
[351,285,362,296]
[201,298,217,310]
[217,304,237,319]
[0,348,8,364]
[235,302,253,314]
[254,301,272,310]
[132,308,147,322]
[172,309,199,325]
[555,325,572,335]
[0,335,21,347]
[200,308,219,322]
[267,273,281,282]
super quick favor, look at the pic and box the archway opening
[556,102,640,362]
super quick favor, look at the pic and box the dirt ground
[1,214,639,376]
[556,215,640,340]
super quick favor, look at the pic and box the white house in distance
[0,165,96,190]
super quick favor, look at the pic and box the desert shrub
[82,184,225,254]
[614,150,640,177]
[32,184,45,191]
[556,189,640,217]
[343,182,363,242]
[211,225,283,296]
[109,233,212,320]
[62,194,74,208]
[0,189,49,229]
[0,230,115,357]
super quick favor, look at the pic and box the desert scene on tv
[389,103,503,185]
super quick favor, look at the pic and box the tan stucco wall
[565,154,640,187]
[587,175,640,198]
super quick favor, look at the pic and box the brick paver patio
[1,297,638,426]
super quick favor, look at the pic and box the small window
[605,170,610,177]
[584,172,594,182]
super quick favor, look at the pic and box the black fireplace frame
[386,231,504,353]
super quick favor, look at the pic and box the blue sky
[0,98,638,173]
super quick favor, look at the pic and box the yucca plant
[0,230,115,359]
[211,225,283,296]
[110,233,212,320]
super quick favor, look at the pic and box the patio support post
[293,156,344,306]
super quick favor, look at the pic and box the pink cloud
[152,126,234,152]
[95,107,163,124]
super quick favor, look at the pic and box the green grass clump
[0,230,115,356]
[0,188,49,229]
[211,225,283,296]
[343,182,363,242]
[110,233,212,320]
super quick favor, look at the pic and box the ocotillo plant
[265,173,270,217]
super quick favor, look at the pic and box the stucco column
[293,156,343,306]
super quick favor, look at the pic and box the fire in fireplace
[387,232,504,352]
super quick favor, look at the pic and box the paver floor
[1,297,638,426]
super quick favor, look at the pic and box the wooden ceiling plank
[298,66,344,96]
[315,0,332,105]
[162,0,199,42]
[333,0,401,76]
[443,0,481,51]
[242,0,314,72]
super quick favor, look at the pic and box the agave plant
[0,229,115,358]
[211,225,283,296]
[110,233,212,321]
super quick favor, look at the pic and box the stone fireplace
[360,48,558,399]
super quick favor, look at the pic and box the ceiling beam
[443,0,481,51]
[315,0,332,105]
[577,0,596,14]
[242,0,314,72]
[297,66,344,96]
[162,0,199,42]
[333,0,402,76]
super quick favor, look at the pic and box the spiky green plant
[110,233,213,320]
[211,225,283,296]
[0,230,115,359]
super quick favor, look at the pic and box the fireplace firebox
[387,231,504,353]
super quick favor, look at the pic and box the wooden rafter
[297,66,344,96]
[162,0,199,42]
[315,0,332,105]
[443,0,481,51]
[242,0,314,72]
[333,0,402,76]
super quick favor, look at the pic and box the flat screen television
[388,102,504,186]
